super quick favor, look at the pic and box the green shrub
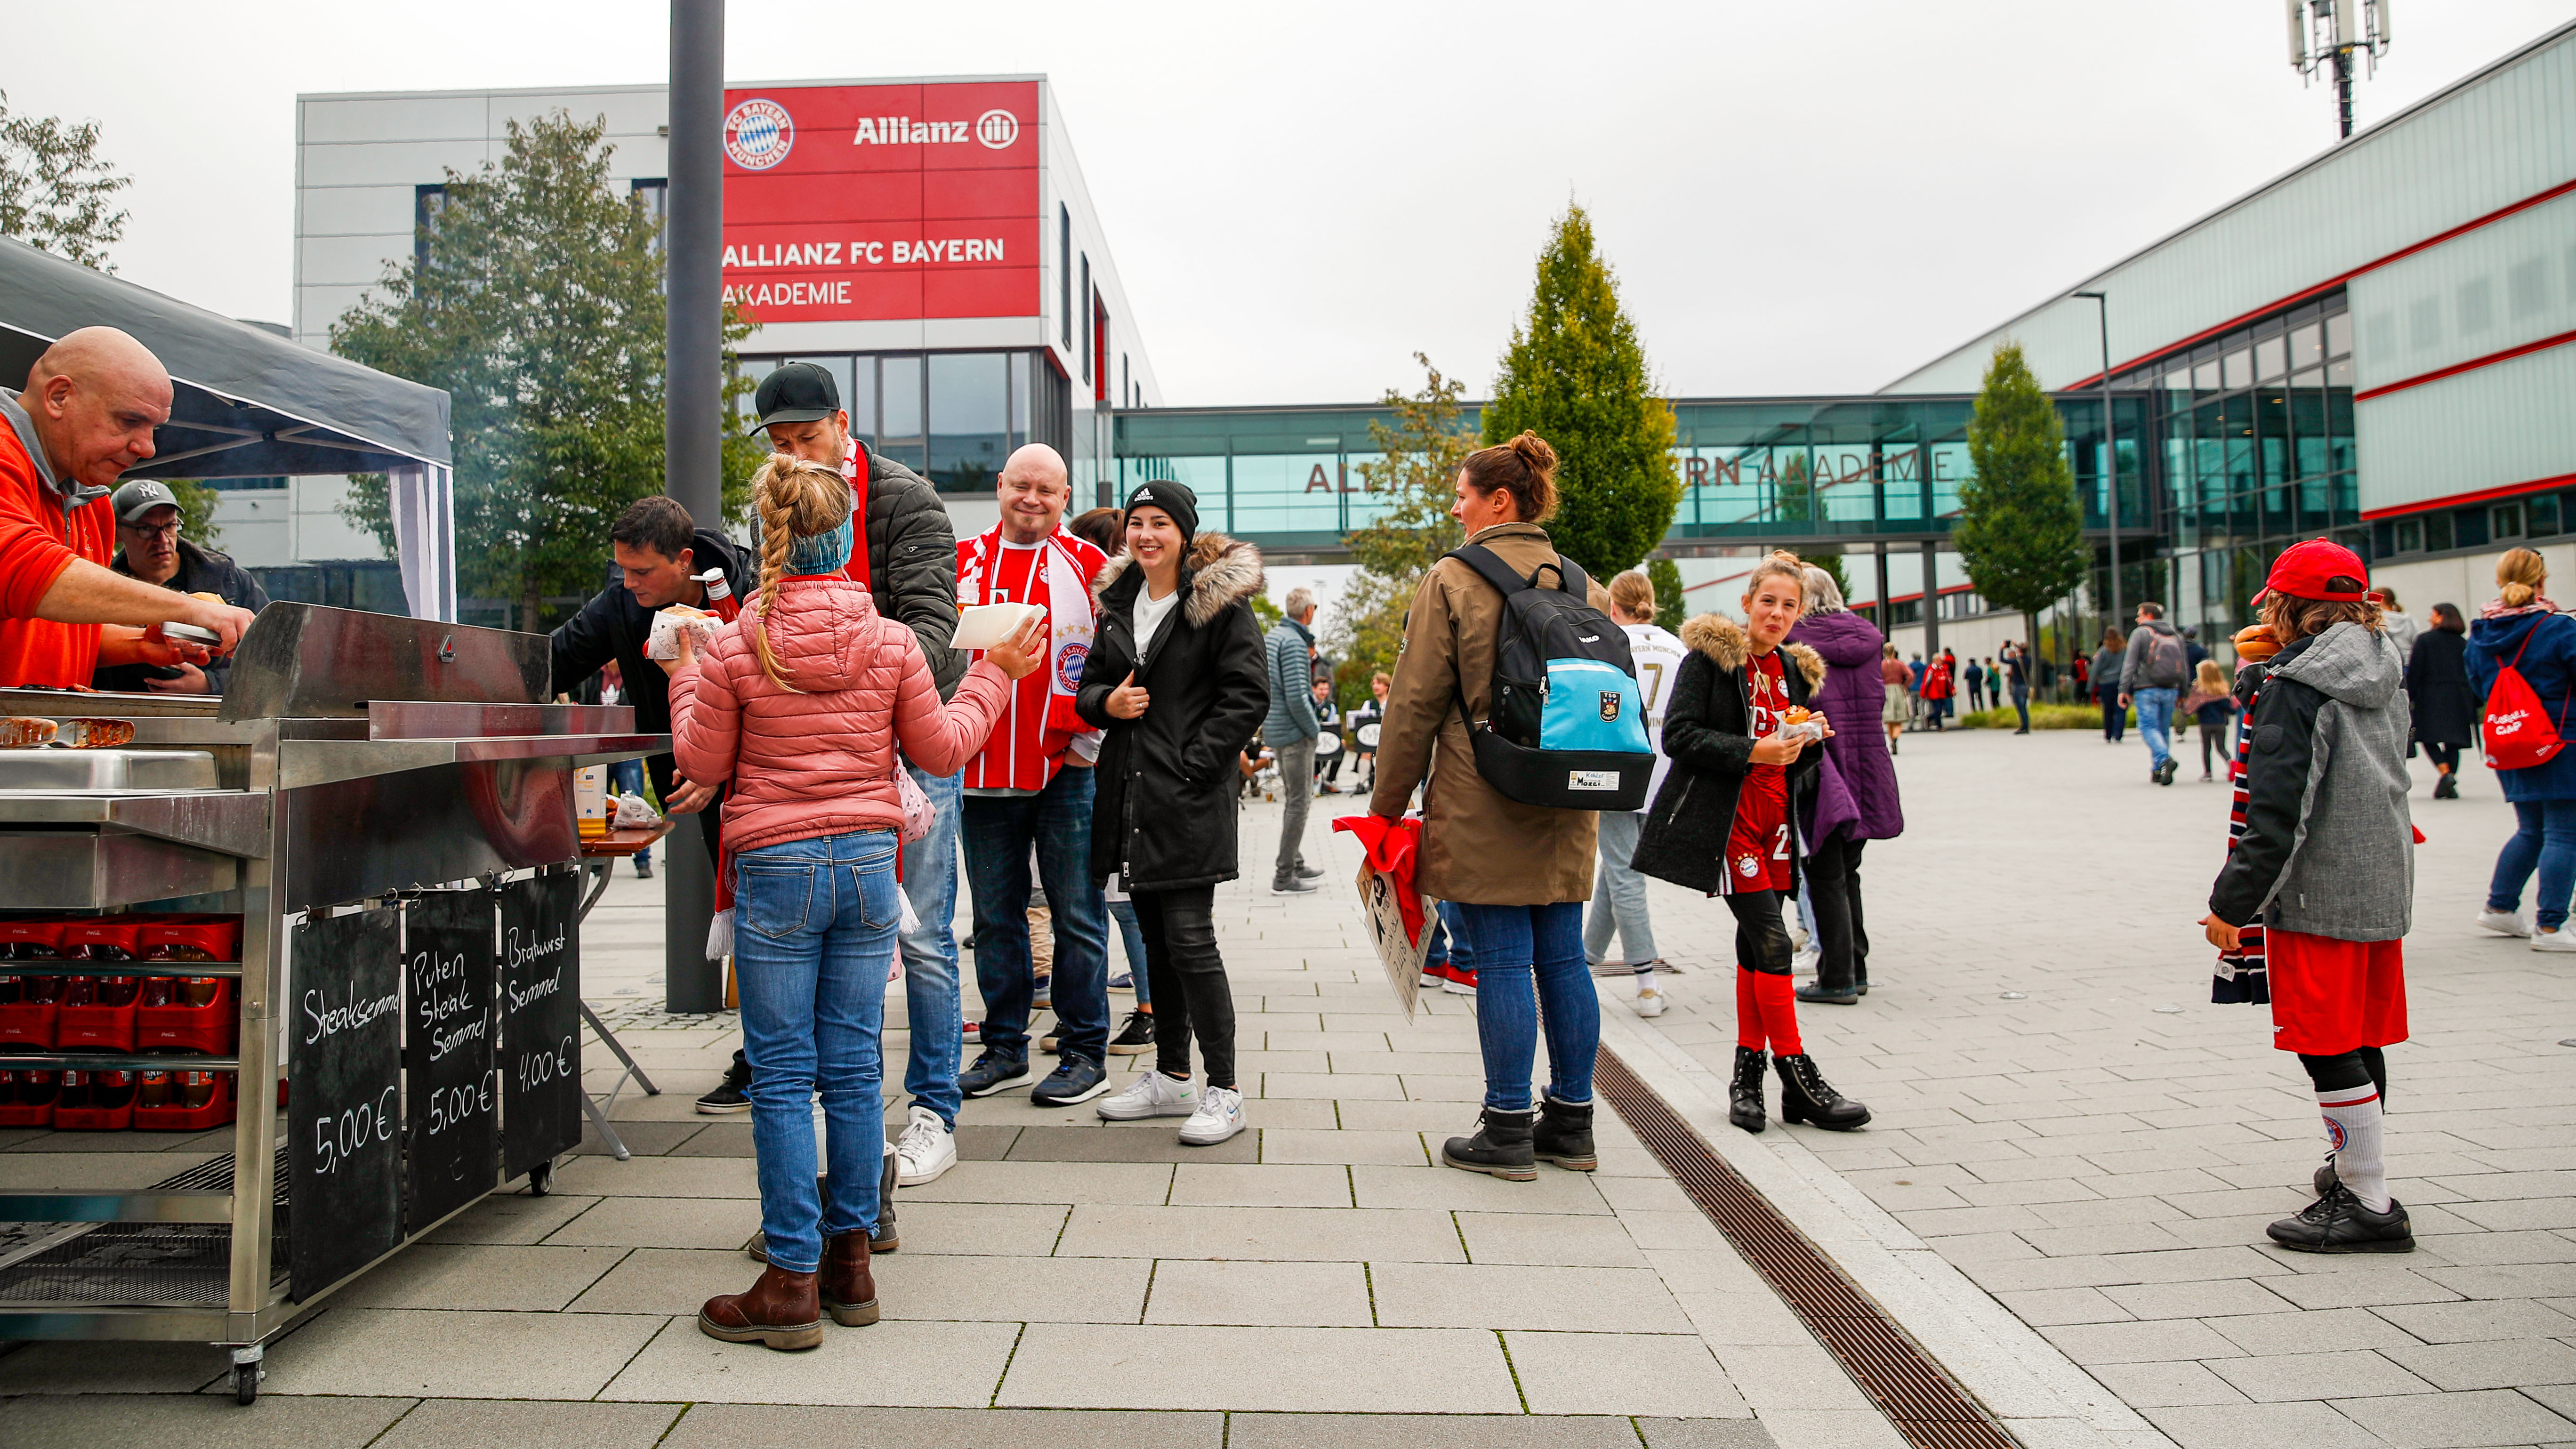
[1955,704,2124,731]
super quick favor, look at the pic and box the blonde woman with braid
[667,456,1044,1350]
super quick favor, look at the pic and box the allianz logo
[854,110,1021,150]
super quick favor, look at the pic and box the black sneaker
[695,1050,753,1114]
[959,1053,1031,1098]
[1040,1021,1063,1055]
[1270,876,1318,896]
[2266,1181,2414,1254]
[1031,1055,1111,1106]
[1108,1009,1155,1055]
[1294,863,1327,881]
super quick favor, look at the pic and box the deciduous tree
[1481,205,1680,578]
[1324,354,1479,697]
[0,90,129,270]
[1956,343,2087,667]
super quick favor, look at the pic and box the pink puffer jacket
[670,576,1010,856]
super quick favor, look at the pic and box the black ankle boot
[1773,1053,1871,1130]
[1729,1046,1768,1134]
[1441,1108,1537,1181]
[1532,1097,1596,1171]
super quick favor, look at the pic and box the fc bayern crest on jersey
[724,99,795,170]
[1056,641,1089,691]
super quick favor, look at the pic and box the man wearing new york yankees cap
[953,444,1116,1110]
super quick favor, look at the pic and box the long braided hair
[748,454,853,692]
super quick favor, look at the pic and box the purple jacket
[1787,609,1904,845]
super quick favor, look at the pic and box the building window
[414,184,447,272]
[2494,501,2525,541]
[2394,517,2422,553]
[1079,256,1092,386]
[1059,206,1073,350]
[631,178,668,253]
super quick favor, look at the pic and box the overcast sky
[12,0,2575,408]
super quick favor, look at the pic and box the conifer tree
[1481,206,1680,578]
[1647,557,1686,632]
[1956,343,2087,665]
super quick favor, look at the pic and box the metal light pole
[663,0,724,1012]
[2075,290,2119,640]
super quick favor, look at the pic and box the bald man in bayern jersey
[0,328,254,689]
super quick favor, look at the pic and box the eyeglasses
[122,520,180,540]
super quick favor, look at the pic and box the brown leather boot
[821,1229,879,1327]
[697,1264,824,1350]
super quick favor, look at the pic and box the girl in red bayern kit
[2202,539,2416,1253]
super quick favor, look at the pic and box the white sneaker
[1441,977,1477,997]
[1417,971,1441,988]
[1633,986,1668,1019]
[1179,1084,1246,1144]
[894,1104,956,1186]
[1097,1069,1199,1120]
[2533,927,2576,952]
[1791,945,1821,977]
[2479,908,2533,937]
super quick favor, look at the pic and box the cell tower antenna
[2287,0,2393,140]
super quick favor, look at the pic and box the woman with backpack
[669,456,1041,1350]
[1631,551,1872,1134]
[2464,548,2576,950]
[1077,482,1272,1144]
[1372,431,1606,1182]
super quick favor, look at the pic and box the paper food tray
[953,601,1045,650]
[647,607,722,661]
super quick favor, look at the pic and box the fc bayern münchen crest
[724,98,794,170]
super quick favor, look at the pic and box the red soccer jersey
[0,421,111,689]
[955,529,1108,792]
[1725,650,1794,892]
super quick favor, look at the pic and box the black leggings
[2202,726,2225,776]
[2425,742,2462,772]
[1803,837,1868,991]
[1133,884,1234,1089]
[2299,1046,2388,1104]
[1723,891,1795,976]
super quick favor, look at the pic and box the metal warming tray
[0,748,218,791]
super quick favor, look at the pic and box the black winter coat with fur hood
[1075,533,1271,893]
[1629,614,1828,897]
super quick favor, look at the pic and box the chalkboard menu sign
[499,871,582,1182]
[289,905,403,1299]
[404,890,499,1230]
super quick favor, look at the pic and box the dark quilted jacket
[860,448,965,699]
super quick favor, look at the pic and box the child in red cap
[2202,539,2416,1253]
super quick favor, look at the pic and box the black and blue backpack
[1445,543,1655,810]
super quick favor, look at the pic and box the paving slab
[995,1323,1522,1412]
[255,1307,665,1399]
[0,1393,415,1448]
[602,1315,1022,1405]
[661,1404,1223,1448]
[370,1399,683,1449]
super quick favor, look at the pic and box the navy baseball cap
[750,362,841,432]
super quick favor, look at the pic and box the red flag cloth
[1333,813,1426,946]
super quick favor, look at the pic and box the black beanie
[1122,480,1199,546]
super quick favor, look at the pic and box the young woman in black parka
[1631,551,1870,1135]
[1075,481,1270,1148]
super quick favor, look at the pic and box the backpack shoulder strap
[1444,544,1530,598]
[1553,555,1589,599]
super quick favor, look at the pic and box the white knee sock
[2319,1085,2391,1212]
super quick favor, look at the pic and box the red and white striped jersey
[955,528,1107,792]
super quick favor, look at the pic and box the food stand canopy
[0,235,458,619]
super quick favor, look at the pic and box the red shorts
[1725,778,1794,894]
[2266,928,2407,1054]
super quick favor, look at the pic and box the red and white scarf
[960,524,1101,748]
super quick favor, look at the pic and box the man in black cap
[91,479,269,695]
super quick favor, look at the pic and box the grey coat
[2208,622,2415,942]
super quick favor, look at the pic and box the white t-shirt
[1625,621,1691,813]
[1132,581,1182,658]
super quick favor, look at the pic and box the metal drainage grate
[1595,1047,2020,1449]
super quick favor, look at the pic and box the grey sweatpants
[1584,809,1658,966]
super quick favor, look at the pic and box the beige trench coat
[1368,521,1599,905]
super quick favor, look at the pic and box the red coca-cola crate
[54,973,141,1052]
[133,1070,234,1131]
[0,918,64,961]
[135,977,234,1055]
[0,975,63,1050]
[52,1070,136,1130]
[138,917,240,966]
[57,918,144,964]
[0,1069,56,1127]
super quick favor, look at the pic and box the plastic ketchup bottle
[692,570,741,623]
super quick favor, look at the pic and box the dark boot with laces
[1532,1097,1596,1171]
[1441,1108,1536,1181]
[1773,1053,1871,1130]
[1729,1046,1768,1134]
[2268,1180,2414,1254]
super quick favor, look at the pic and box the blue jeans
[1425,899,1473,974]
[2134,688,2177,772]
[897,764,963,1128]
[1453,901,1594,1111]
[960,766,1109,1063]
[608,759,648,865]
[2490,798,2576,931]
[1109,898,1150,1006]
[2010,684,2030,731]
[731,829,899,1274]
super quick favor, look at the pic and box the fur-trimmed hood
[1093,532,1266,628]
[1680,612,1826,689]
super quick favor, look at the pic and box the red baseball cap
[2252,539,2372,606]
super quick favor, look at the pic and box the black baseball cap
[750,362,842,432]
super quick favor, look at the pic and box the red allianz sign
[720,80,1039,323]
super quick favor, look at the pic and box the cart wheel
[527,1158,555,1197]
[233,1361,259,1405]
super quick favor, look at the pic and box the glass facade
[736,351,1071,493]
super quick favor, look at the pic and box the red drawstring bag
[2482,627,2572,770]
